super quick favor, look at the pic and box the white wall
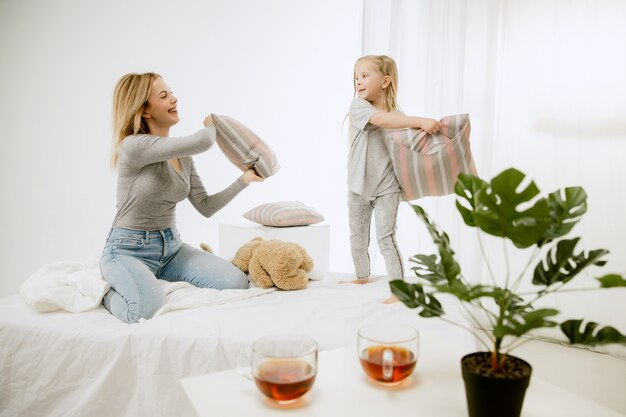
[0,0,362,297]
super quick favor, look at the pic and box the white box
[219,222,330,273]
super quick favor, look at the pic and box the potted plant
[390,167,626,417]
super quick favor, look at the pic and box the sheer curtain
[362,0,626,327]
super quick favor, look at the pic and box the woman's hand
[420,118,442,134]
[203,115,214,127]
[241,168,264,184]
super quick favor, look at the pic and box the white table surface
[179,332,625,417]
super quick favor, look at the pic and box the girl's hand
[421,118,441,134]
[203,115,214,127]
[241,168,264,184]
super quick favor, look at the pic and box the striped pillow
[385,113,477,201]
[243,201,325,227]
[212,114,280,178]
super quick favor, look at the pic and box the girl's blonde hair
[110,72,161,168]
[353,55,399,112]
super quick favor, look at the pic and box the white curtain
[362,0,626,328]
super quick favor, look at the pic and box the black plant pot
[461,352,532,417]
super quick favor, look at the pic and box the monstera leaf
[532,238,608,287]
[596,274,626,288]
[411,204,461,282]
[410,254,450,284]
[454,173,488,227]
[456,168,552,248]
[495,308,559,339]
[561,320,626,346]
[389,281,444,318]
[540,187,587,245]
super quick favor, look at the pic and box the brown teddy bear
[230,237,314,290]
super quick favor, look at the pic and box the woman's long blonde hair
[110,72,161,168]
[353,55,399,112]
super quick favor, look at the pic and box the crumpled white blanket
[19,259,275,317]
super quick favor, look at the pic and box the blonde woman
[347,55,441,286]
[100,72,263,323]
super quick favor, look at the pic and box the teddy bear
[230,237,314,290]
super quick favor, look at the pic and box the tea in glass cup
[238,334,318,404]
[357,323,419,385]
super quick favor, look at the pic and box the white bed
[0,270,469,417]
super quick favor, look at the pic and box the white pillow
[212,114,280,178]
[243,201,325,227]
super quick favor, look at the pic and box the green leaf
[532,238,609,287]
[408,253,494,303]
[495,308,559,339]
[409,254,448,284]
[410,205,461,282]
[389,280,445,318]
[454,173,488,227]
[560,319,626,346]
[542,187,587,245]
[492,288,529,315]
[442,283,495,303]
[459,168,553,248]
[596,274,626,288]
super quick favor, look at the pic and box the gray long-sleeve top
[112,125,247,230]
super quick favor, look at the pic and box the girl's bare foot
[382,295,399,304]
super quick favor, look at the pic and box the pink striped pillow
[385,114,477,201]
[243,201,325,227]
[212,114,280,178]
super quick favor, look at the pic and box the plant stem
[415,296,493,351]
[439,314,493,351]
[473,300,498,327]
[510,246,541,294]
[493,338,504,371]
[477,229,498,287]
[457,302,494,350]
[519,285,607,297]
[412,296,482,336]
[492,287,508,370]
[503,238,511,289]
[503,336,534,354]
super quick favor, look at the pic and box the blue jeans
[99,227,249,323]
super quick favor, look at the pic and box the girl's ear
[382,75,391,89]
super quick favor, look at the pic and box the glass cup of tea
[237,334,318,404]
[357,322,419,386]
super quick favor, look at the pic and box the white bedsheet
[19,259,275,316]
[19,259,109,313]
[0,273,473,417]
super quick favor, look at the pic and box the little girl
[347,55,441,286]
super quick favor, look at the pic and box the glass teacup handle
[236,347,253,380]
[382,348,393,380]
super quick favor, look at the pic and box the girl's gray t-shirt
[348,98,400,201]
[112,125,247,230]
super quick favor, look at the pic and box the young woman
[347,55,441,286]
[100,72,263,323]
